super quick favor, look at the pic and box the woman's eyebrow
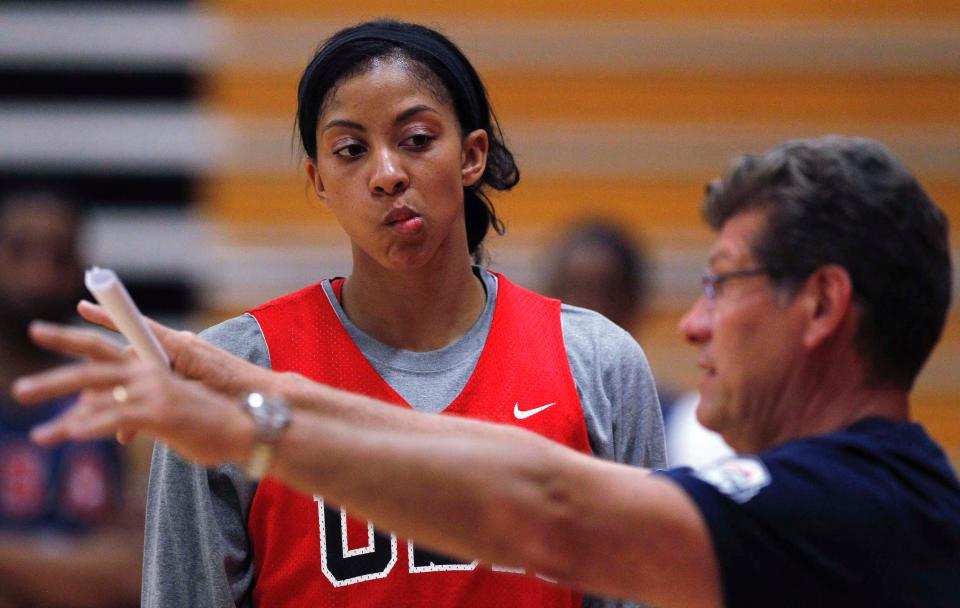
[322,119,365,133]
[322,105,438,133]
[394,104,439,124]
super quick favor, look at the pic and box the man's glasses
[701,268,768,302]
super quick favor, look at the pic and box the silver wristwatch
[242,392,292,480]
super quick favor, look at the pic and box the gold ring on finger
[112,385,129,404]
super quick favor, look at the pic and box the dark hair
[704,135,952,389]
[548,220,650,316]
[296,20,518,263]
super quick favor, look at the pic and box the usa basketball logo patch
[0,442,49,519]
[60,446,112,522]
[693,456,771,503]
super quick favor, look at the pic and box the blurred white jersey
[666,391,734,469]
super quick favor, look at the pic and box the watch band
[242,392,292,479]
[245,443,275,480]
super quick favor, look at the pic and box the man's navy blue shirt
[660,417,960,607]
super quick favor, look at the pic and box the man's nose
[679,296,712,346]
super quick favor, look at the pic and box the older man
[15,136,960,607]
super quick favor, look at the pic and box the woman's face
[306,59,488,272]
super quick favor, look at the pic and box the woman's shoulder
[559,303,645,360]
[558,303,654,394]
[199,313,271,368]
[247,282,328,315]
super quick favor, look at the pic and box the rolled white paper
[84,267,170,368]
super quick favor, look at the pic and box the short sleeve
[656,429,960,608]
[142,314,267,608]
[561,304,666,608]
[560,304,666,469]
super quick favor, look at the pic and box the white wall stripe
[0,104,218,170]
[3,105,957,178]
[77,209,960,327]
[506,123,960,178]
[83,209,209,277]
[0,7,220,68]
[216,118,960,178]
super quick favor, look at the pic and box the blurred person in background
[663,390,733,469]
[541,221,729,466]
[0,189,141,607]
[542,221,652,334]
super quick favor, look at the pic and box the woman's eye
[334,144,365,158]
[403,134,432,148]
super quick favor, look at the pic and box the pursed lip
[383,205,420,225]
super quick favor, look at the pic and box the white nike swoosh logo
[513,402,557,420]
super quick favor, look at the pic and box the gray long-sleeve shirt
[142,270,665,607]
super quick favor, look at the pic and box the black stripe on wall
[0,172,197,210]
[0,68,200,102]
[123,279,197,316]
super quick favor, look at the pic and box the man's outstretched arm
[261,378,721,608]
[17,321,722,608]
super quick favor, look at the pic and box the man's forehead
[707,211,767,267]
[707,248,736,267]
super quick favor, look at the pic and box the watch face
[246,393,291,443]
[268,408,288,427]
[247,393,268,424]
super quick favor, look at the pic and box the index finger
[79,299,180,364]
[12,361,130,405]
[77,300,119,332]
[29,321,126,361]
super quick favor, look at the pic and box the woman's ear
[461,129,489,188]
[304,159,327,204]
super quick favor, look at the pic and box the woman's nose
[370,149,409,196]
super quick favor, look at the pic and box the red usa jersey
[247,273,589,607]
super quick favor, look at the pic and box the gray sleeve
[562,305,666,608]
[562,305,666,469]
[142,314,269,608]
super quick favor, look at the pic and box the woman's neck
[340,254,486,352]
